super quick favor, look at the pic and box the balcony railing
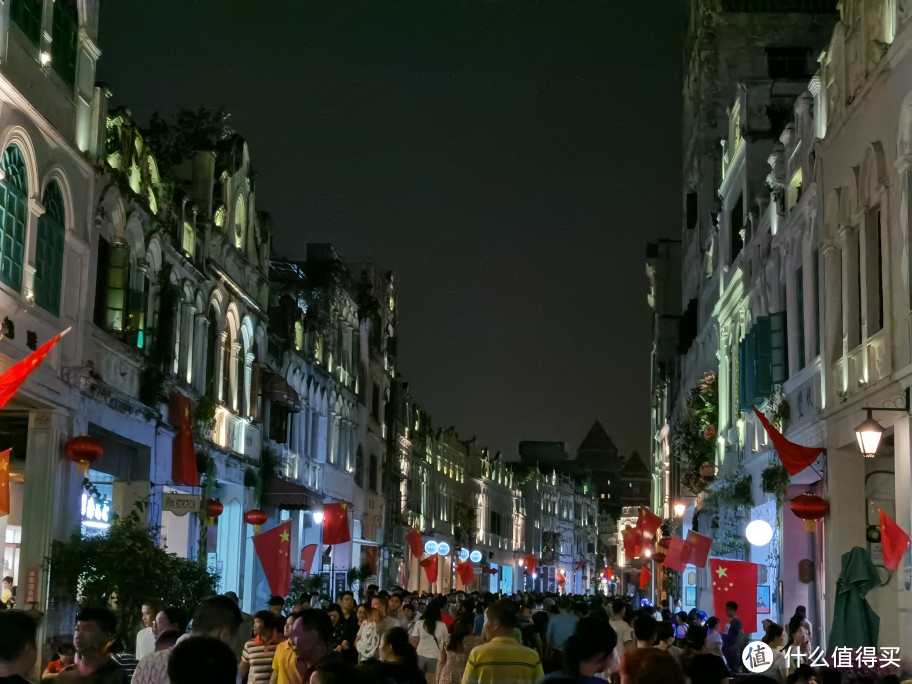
[833,329,890,399]
[213,406,261,461]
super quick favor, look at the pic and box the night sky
[98,1,684,459]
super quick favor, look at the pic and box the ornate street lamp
[855,410,884,459]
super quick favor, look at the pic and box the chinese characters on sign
[23,567,39,605]
[162,493,201,517]
[745,641,902,671]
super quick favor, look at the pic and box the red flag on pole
[637,507,663,542]
[523,555,537,575]
[622,526,642,559]
[879,509,910,571]
[710,558,758,634]
[405,528,423,557]
[420,554,438,583]
[0,329,68,410]
[639,565,652,590]
[0,449,10,516]
[456,559,475,587]
[300,543,318,576]
[169,392,200,486]
[685,531,712,568]
[322,502,351,545]
[753,406,825,476]
[253,521,293,598]
[663,537,689,572]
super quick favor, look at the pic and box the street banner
[879,509,910,571]
[420,554,438,583]
[685,530,712,567]
[752,406,824,475]
[710,558,758,633]
[170,392,200,486]
[322,502,351,545]
[0,449,10,516]
[253,520,293,597]
[0,329,69,410]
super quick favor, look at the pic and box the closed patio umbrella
[828,546,880,649]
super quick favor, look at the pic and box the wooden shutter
[770,311,789,385]
[754,316,773,402]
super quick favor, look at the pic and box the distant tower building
[574,421,625,518]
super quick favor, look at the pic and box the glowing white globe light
[312,511,324,525]
[745,519,773,546]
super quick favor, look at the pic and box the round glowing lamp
[745,519,774,546]
[855,411,885,458]
[673,501,686,518]
[312,510,324,525]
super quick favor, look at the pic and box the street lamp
[745,519,773,547]
[312,510,324,525]
[854,389,910,458]
[673,501,686,518]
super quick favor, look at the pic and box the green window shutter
[754,316,773,402]
[35,183,65,316]
[51,0,78,86]
[739,328,756,412]
[770,311,789,385]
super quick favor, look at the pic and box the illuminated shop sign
[458,548,470,561]
[81,492,110,530]
[424,540,452,556]
[469,550,483,563]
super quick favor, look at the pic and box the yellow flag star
[715,566,728,578]
[0,460,6,472]
[280,531,290,542]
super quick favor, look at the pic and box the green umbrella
[828,546,880,649]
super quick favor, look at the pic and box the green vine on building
[672,370,718,494]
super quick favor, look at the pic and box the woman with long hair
[541,617,619,683]
[704,616,724,658]
[681,624,729,684]
[757,622,787,683]
[409,602,449,684]
[358,626,424,684]
[436,613,483,684]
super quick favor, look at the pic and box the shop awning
[257,365,301,413]
[261,473,320,511]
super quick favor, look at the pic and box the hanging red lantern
[205,499,224,526]
[790,492,829,532]
[244,508,268,533]
[66,435,103,476]
[653,552,666,564]
[657,537,671,551]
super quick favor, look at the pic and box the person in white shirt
[608,600,633,647]
[135,601,161,661]
[408,603,451,684]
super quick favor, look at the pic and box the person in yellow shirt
[462,600,544,684]
[1,576,14,607]
[270,612,302,684]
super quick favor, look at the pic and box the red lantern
[790,493,829,532]
[657,537,671,551]
[205,499,224,526]
[65,435,103,476]
[653,552,666,564]
[244,508,268,533]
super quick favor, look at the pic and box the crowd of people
[0,588,905,684]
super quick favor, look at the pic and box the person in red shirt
[42,644,75,679]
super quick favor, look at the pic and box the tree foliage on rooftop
[146,106,235,167]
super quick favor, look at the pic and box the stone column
[244,352,254,419]
[230,342,241,413]
[182,305,196,385]
[20,410,67,611]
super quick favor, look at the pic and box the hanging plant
[761,464,790,504]
[767,388,791,432]
[673,370,719,494]
[703,474,753,510]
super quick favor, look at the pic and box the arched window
[233,194,246,249]
[10,0,42,45]
[182,222,194,258]
[51,0,78,85]
[0,146,28,291]
[235,340,246,416]
[35,182,65,315]
[205,307,219,400]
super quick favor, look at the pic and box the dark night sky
[98,1,684,459]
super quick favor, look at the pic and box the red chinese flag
[523,555,537,575]
[456,560,475,587]
[0,329,68,410]
[0,449,10,517]
[322,502,351,545]
[405,528,423,557]
[710,558,758,633]
[753,406,825,476]
[420,554,438,583]
[253,520,293,598]
[663,537,689,572]
[622,525,642,559]
[637,507,663,542]
[685,531,712,568]
[169,392,200,486]
[300,544,318,576]
[363,546,379,575]
[879,509,910,571]
[639,565,652,590]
